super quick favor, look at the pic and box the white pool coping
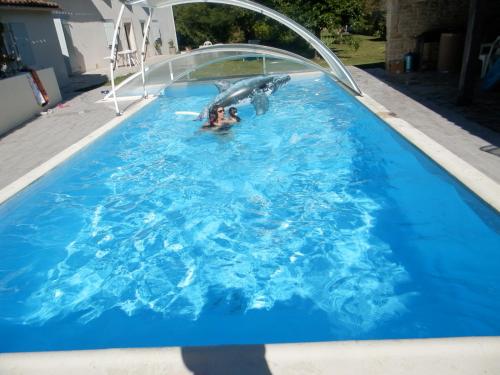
[1,73,500,372]
[356,93,500,212]
[1,337,500,375]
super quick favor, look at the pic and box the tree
[173,4,250,48]
[173,0,366,49]
[271,0,364,35]
[351,0,386,38]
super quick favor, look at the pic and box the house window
[123,22,137,51]
[139,21,149,47]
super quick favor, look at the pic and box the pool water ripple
[1,75,499,351]
[19,81,397,326]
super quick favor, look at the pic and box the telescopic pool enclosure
[105,0,362,115]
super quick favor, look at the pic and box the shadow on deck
[359,68,500,156]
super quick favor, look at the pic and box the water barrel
[404,52,415,72]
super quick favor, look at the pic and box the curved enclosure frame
[108,0,362,114]
[105,44,350,101]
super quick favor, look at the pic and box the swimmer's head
[215,106,225,120]
[229,107,240,122]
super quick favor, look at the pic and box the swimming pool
[1,74,499,353]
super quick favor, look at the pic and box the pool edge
[1,336,499,374]
[356,93,500,213]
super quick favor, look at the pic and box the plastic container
[404,52,415,72]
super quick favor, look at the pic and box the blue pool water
[1,74,500,353]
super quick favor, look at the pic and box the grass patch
[107,73,135,86]
[108,37,384,84]
[189,58,311,80]
[190,59,264,79]
[186,35,384,80]
[329,34,385,67]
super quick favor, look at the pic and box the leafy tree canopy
[173,0,380,51]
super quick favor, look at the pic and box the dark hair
[204,107,217,126]
[208,112,216,126]
[229,107,241,122]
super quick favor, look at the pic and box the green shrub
[321,29,360,51]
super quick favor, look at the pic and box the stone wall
[386,0,470,73]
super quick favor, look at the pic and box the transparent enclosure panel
[120,0,361,94]
[110,44,351,100]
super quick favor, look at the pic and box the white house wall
[155,6,178,52]
[0,9,69,85]
[53,0,178,74]
[0,67,62,136]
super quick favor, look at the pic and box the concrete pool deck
[1,337,500,375]
[349,67,500,185]
[1,68,500,373]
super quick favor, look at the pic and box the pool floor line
[0,97,158,206]
[1,336,500,375]
[356,93,500,212]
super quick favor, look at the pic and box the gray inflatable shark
[198,74,290,119]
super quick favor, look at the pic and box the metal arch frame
[103,43,345,102]
[140,8,154,98]
[109,3,126,115]
[109,0,362,115]
[163,47,336,91]
[108,4,155,114]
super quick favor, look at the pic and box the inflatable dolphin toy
[198,74,291,119]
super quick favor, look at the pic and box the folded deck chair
[479,36,500,78]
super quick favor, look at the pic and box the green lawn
[188,35,385,79]
[190,59,265,79]
[107,73,135,86]
[189,58,310,80]
[329,34,385,67]
[110,35,385,83]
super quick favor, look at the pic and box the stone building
[386,0,470,73]
[385,0,500,102]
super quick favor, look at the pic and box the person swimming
[202,106,234,129]
[228,107,241,123]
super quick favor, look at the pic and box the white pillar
[109,4,126,116]
[141,8,153,98]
